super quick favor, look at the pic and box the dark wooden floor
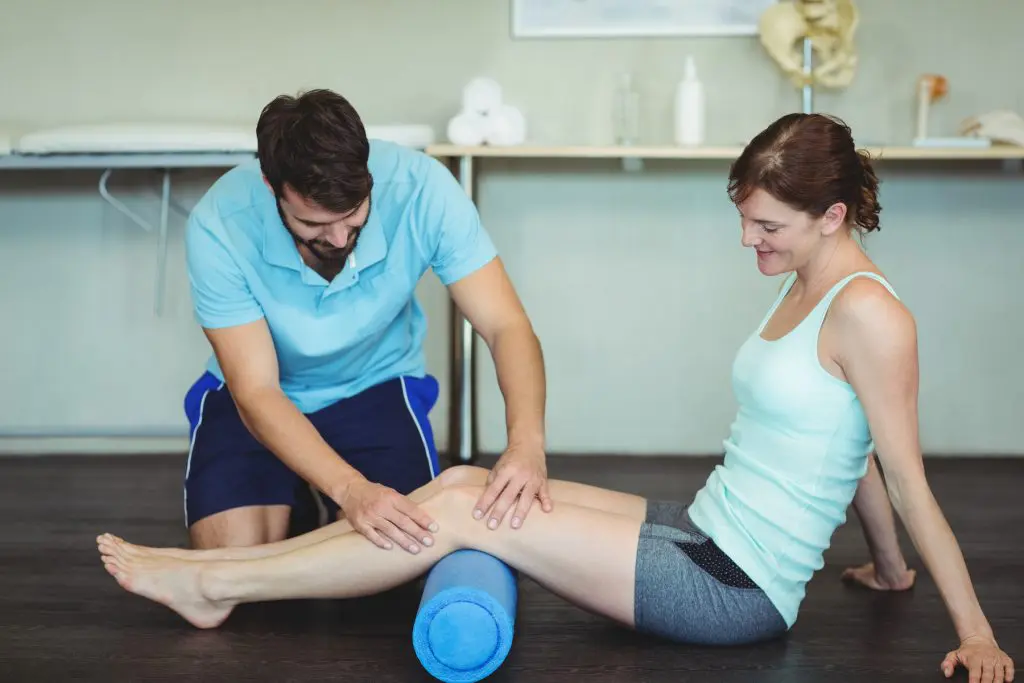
[1,453,1020,682]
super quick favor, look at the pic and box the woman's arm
[832,279,1014,683]
[843,453,917,590]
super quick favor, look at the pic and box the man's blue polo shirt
[184,139,497,413]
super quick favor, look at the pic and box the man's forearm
[488,321,546,450]
[233,386,364,500]
[853,454,906,569]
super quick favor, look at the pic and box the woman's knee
[436,465,488,489]
[421,483,484,534]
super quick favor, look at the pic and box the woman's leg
[140,471,457,561]
[133,465,648,562]
[98,483,643,630]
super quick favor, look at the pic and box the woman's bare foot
[96,535,206,560]
[841,561,917,591]
[97,534,235,628]
[99,535,238,562]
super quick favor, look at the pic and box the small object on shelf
[960,110,1024,147]
[613,72,640,146]
[913,73,948,145]
[758,0,860,112]
[912,74,993,148]
[674,55,706,147]
[911,137,991,148]
[446,78,527,147]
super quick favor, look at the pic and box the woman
[97,113,1014,682]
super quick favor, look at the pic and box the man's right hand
[334,479,438,553]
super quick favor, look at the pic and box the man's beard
[293,228,362,270]
[276,199,362,272]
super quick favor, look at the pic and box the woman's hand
[941,635,1015,682]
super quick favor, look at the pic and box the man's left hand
[473,443,552,530]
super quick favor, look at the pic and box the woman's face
[736,188,846,276]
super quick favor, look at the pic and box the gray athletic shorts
[633,500,788,645]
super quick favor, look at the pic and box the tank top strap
[802,271,900,333]
[755,273,799,334]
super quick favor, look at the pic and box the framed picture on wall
[511,0,778,38]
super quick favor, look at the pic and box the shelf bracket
[98,168,172,316]
[621,156,644,173]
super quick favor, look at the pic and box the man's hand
[334,479,438,553]
[841,561,916,591]
[473,443,552,530]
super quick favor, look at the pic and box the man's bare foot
[97,534,234,628]
[841,561,916,591]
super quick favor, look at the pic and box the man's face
[274,182,371,266]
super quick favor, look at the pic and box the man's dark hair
[256,89,372,213]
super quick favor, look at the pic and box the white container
[674,56,705,146]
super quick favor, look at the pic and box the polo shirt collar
[324,209,386,295]
[261,201,303,272]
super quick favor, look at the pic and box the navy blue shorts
[182,372,441,528]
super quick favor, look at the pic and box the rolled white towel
[462,77,503,116]
[446,110,488,146]
[485,104,527,146]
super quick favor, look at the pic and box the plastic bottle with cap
[674,55,706,146]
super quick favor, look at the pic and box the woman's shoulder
[830,272,917,354]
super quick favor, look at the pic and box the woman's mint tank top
[687,271,899,628]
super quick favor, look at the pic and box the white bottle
[674,55,705,146]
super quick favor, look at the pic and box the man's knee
[188,505,291,549]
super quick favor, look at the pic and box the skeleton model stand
[758,0,859,113]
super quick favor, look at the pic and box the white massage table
[0,123,436,314]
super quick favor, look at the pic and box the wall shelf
[427,143,1024,161]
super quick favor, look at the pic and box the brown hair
[256,89,372,214]
[727,113,881,233]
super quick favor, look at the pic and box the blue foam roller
[412,549,518,682]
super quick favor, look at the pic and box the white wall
[1,1,1022,455]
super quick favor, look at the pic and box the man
[182,89,550,553]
